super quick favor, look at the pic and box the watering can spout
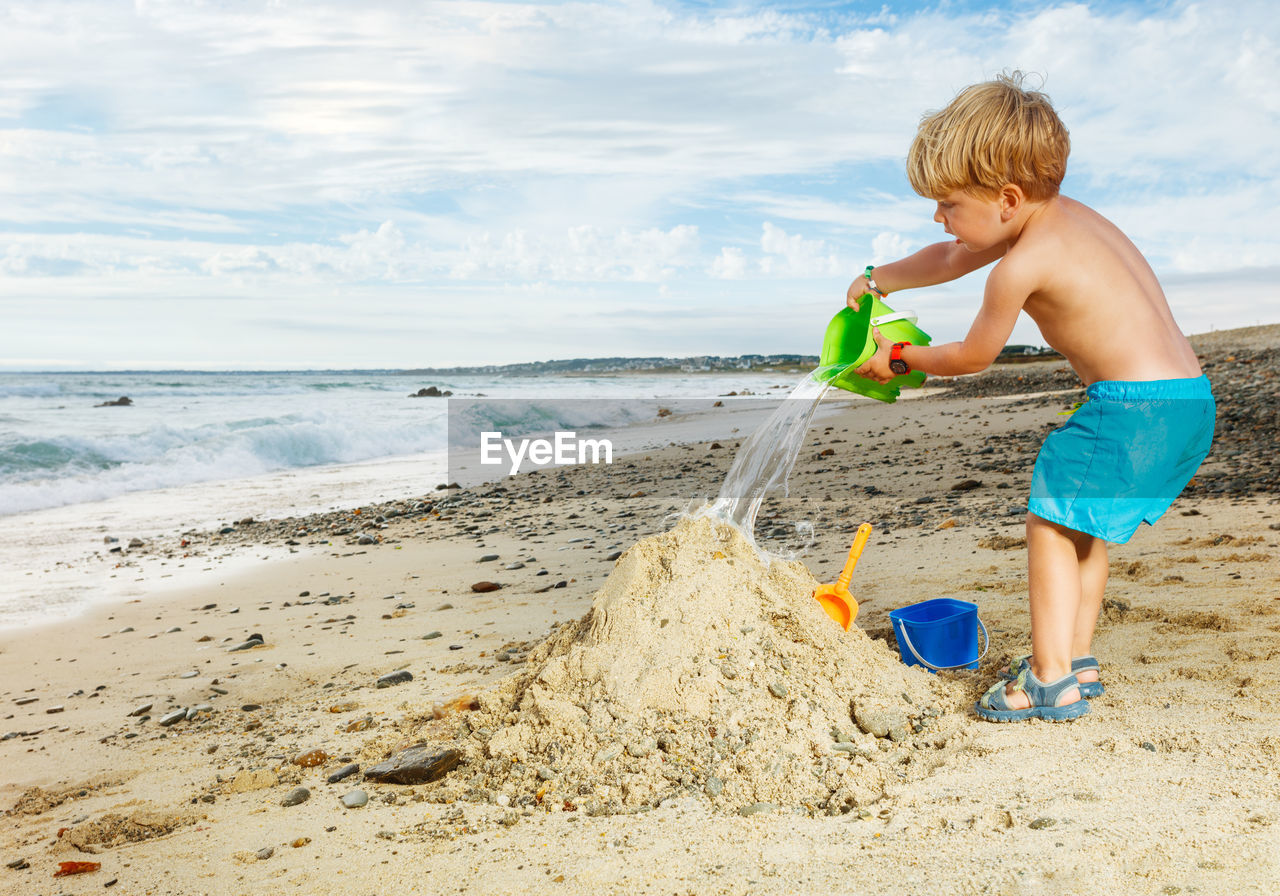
[815,295,932,402]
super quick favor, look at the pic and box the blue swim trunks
[1028,376,1215,543]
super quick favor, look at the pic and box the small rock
[291,837,311,848]
[280,786,311,807]
[738,802,776,817]
[768,682,788,699]
[255,847,274,860]
[128,702,153,717]
[341,789,369,809]
[45,705,65,714]
[364,745,462,784]
[853,705,908,740]
[158,708,187,727]
[471,581,501,593]
[478,554,499,562]
[327,763,360,784]
[626,738,656,758]
[179,670,198,679]
[423,631,443,640]
[293,748,329,767]
[1029,817,1056,830]
[228,634,265,652]
[1141,741,1157,752]
[593,744,623,763]
[376,670,413,688]
[704,776,724,797]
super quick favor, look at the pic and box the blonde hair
[907,71,1069,201]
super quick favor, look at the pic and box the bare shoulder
[1004,196,1134,287]
[1040,195,1133,249]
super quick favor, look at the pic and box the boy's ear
[999,183,1024,221]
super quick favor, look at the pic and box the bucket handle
[898,617,989,672]
[870,310,918,328]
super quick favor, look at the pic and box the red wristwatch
[889,341,912,375]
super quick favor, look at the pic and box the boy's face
[932,190,1005,252]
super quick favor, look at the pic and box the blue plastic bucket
[889,598,988,672]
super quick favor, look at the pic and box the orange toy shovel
[813,522,873,630]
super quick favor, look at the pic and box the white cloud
[759,222,842,277]
[710,246,749,279]
[870,231,914,265]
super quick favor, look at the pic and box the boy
[849,72,1215,722]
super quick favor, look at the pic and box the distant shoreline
[8,320,1278,376]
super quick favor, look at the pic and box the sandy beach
[3,326,1279,896]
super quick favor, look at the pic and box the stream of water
[706,367,841,535]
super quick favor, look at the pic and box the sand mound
[401,516,967,817]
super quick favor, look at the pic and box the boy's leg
[1071,533,1108,684]
[995,513,1084,710]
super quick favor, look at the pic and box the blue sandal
[1002,654,1105,699]
[976,667,1090,722]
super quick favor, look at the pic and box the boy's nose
[933,206,945,224]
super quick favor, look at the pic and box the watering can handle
[898,617,989,672]
[870,310,918,328]
[835,523,874,591]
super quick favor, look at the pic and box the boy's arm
[847,240,1004,310]
[854,256,1031,381]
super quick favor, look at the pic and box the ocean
[0,368,817,627]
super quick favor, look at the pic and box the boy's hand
[853,328,897,384]
[846,275,873,312]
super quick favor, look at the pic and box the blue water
[0,369,795,517]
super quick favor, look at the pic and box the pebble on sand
[376,670,413,688]
[341,789,369,808]
[281,786,311,807]
[364,745,462,785]
[228,634,266,652]
[327,763,360,784]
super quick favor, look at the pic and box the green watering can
[816,293,932,402]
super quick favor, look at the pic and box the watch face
[889,359,909,375]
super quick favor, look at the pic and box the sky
[0,0,1276,370]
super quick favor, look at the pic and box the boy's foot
[975,667,1089,722]
[1003,654,1105,698]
